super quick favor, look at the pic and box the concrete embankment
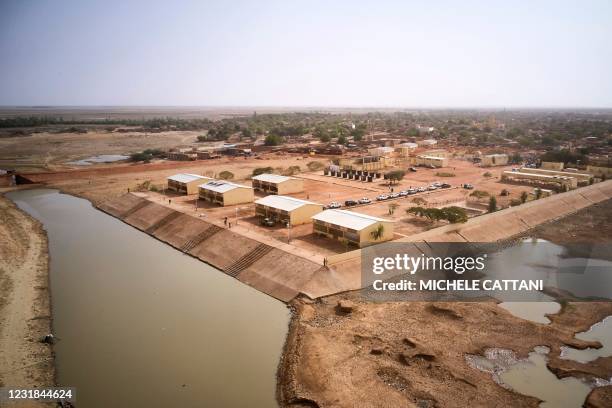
[97,194,339,302]
[99,181,612,301]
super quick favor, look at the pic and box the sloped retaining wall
[98,194,324,302]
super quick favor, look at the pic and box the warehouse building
[501,170,576,190]
[368,146,395,157]
[408,155,448,168]
[254,195,323,225]
[481,154,509,167]
[167,173,211,194]
[312,209,394,247]
[198,180,254,206]
[251,174,304,195]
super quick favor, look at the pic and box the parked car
[358,197,371,204]
[417,187,427,192]
[399,190,409,197]
[260,217,275,227]
[440,183,452,189]
[345,199,358,206]
[428,185,438,191]
[376,194,389,201]
[463,183,474,190]
[409,167,418,172]
[390,192,400,198]
[408,188,417,194]
[327,201,341,209]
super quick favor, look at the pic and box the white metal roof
[312,209,390,231]
[255,195,319,211]
[167,173,210,183]
[398,142,418,148]
[199,180,252,193]
[252,173,295,184]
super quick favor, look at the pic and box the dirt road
[0,194,55,405]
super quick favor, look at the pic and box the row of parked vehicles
[325,182,452,209]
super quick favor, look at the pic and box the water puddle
[467,346,608,408]
[68,154,129,165]
[498,302,561,324]
[561,316,612,363]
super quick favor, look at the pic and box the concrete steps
[180,224,222,252]
[225,243,273,277]
[145,211,182,234]
[120,200,151,219]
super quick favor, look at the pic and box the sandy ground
[0,129,201,172]
[0,194,55,406]
[278,199,612,408]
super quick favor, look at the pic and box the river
[8,189,289,407]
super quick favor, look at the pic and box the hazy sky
[1,0,610,107]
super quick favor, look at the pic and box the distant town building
[395,143,418,157]
[541,161,564,171]
[167,174,211,194]
[417,139,437,147]
[312,209,394,247]
[408,155,448,168]
[367,146,395,157]
[586,165,612,179]
[254,195,322,225]
[251,174,304,195]
[481,154,509,167]
[198,180,254,206]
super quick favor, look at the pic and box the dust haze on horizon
[1,0,611,108]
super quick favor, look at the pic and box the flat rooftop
[199,180,252,193]
[255,195,319,211]
[252,173,297,183]
[167,173,211,183]
[312,209,390,231]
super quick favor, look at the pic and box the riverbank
[278,200,612,408]
[0,194,55,403]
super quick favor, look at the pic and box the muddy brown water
[8,189,289,408]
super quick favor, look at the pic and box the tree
[337,135,348,145]
[500,189,509,196]
[534,188,543,200]
[441,206,468,223]
[385,170,405,185]
[370,224,385,241]
[388,202,399,215]
[520,191,529,203]
[488,196,497,213]
[197,134,208,142]
[252,167,274,176]
[241,128,252,138]
[282,166,301,176]
[218,171,234,180]
[469,190,490,199]
[307,161,325,171]
[264,134,283,146]
[509,152,523,164]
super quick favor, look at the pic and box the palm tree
[370,224,385,241]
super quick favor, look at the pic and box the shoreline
[0,192,56,403]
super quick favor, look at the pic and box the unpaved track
[0,194,54,406]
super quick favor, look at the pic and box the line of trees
[407,206,468,223]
